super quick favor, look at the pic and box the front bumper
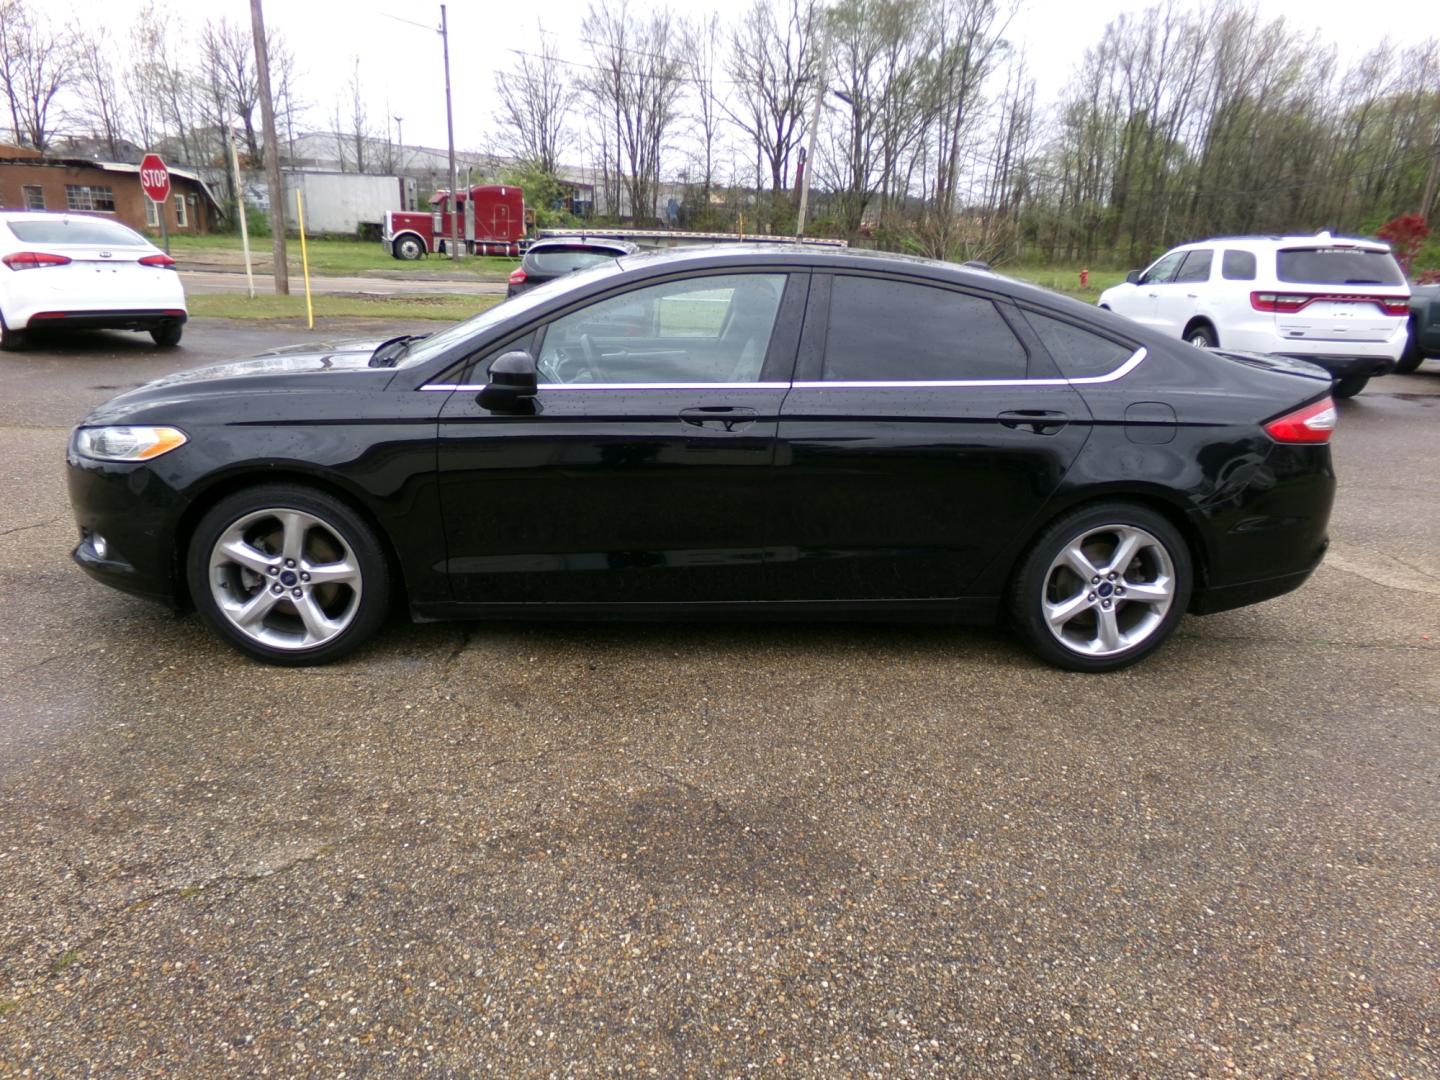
[66,451,184,605]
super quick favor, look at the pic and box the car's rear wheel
[1185,324,1218,349]
[393,235,425,260]
[186,484,390,666]
[1010,503,1192,672]
[1394,322,1423,375]
[1332,374,1369,398]
[0,315,24,351]
[150,322,183,347]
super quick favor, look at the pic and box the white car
[0,210,187,351]
[1098,232,1410,397]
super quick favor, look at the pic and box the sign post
[139,153,172,255]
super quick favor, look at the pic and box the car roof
[1166,233,1392,253]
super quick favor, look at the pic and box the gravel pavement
[0,321,1436,1077]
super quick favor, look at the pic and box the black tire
[1393,321,1423,375]
[1009,502,1193,673]
[150,322,183,347]
[1185,323,1218,349]
[1332,374,1369,399]
[0,314,24,351]
[393,234,425,260]
[186,483,391,666]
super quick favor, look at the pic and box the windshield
[1276,247,1404,286]
[393,258,625,368]
[7,217,149,246]
[528,247,622,274]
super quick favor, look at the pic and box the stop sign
[139,153,171,204]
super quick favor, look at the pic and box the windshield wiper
[368,334,427,367]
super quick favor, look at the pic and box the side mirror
[1125,269,1143,285]
[478,350,538,410]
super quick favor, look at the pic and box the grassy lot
[189,293,499,322]
[165,234,516,279]
[999,265,1129,302]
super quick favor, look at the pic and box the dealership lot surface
[1,322,1437,1077]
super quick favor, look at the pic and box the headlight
[74,426,188,462]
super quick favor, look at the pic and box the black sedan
[507,236,640,297]
[67,247,1338,671]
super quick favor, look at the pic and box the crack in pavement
[0,517,62,539]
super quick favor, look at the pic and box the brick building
[0,152,220,236]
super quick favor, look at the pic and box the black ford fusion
[66,246,1338,671]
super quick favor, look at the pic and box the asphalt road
[1,321,1437,1077]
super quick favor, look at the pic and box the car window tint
[822,277,1026,381]
[1140,251,1185,285]
[7,217,147,246]
[1023,311,1135,379]
[536,273,786,384]
[1276,247,1404,286]
[1173,250,1213,284]
[1221,249,1256,280]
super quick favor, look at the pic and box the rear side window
[1173,250,1213,284]
[527,247,621,275]
[1276,247,1403,286]
[1023,311,1134,379]
[7,217,147,246]
[1222,250,1256,280]
[822,276,1027,381]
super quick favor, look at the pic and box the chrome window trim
[419,348,1146,392]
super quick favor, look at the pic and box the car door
[1116,250,1186,331]
[770,273,1093,602]
[1152,248,1213,336]
[436,270,806,605]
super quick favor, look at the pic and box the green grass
[1000,265,1129,302]
[189,293,499,322]
[164,234,516,280]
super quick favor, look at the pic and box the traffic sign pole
[159,200,169,254]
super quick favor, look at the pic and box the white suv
[1098,232,1410,397]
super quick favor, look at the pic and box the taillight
[138,253,176,269]
[2,251,71,271]
[1251,291,1409,316]
[1264,397,1337,444]
[508,267,527,286]
[1378,297,1409,316]
[1250,292,1309,313]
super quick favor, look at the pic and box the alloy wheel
[1041,524,1176,658]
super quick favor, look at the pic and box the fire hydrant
[1080,267,1090,288]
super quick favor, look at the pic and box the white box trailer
[285,172,404,237]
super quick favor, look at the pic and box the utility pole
[249,0,289,295]
[441,4,460,261]
[795,23,830,238]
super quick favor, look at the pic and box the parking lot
[1,320,1437,1076]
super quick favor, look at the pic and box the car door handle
[998,409,1069,435]
[679,406,758,432]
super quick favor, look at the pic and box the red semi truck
[383,184,526,259]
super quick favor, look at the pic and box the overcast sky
[86,0,1424,153]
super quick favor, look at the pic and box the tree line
[2,0,1436,268]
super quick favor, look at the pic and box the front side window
[1140,251,1185,285]
[1222,249,1256,280]
[1024,311,1135,379]
[537,273,786,384]
[1173,249,1213,284]
[64,185,116,212]
[821,276,1027,382]
[21,185,43,210]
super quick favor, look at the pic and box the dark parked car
[67,247,1338,672]
[1397,283,1440,373]
[507,237,640,297]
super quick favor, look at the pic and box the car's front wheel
[186,484,391,665]
[1010,503,1193,672]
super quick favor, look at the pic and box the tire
[1009,502,1193,673]
[1393,322,1423,375]
[393,234,425,261]
[0,314,24,351]
[150,322,183,347]
[1332,374,1369,399]
[186,484,391,666]
[1185,323,1218,349]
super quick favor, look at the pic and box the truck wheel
[393,235,425,260]
[1394,322,1423,375]
[1333,375,1369,399]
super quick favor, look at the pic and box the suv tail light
[1264,397,1337,444]
[2,251,71,271]
[138,253,176,269]
[508,267,527,286]
[1251,291,1409,316]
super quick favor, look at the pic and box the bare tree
[0,0,74,150]
[495,31,576,176]
[71,24,127,157]
[200,18,261,163]
[680,13,725,218]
